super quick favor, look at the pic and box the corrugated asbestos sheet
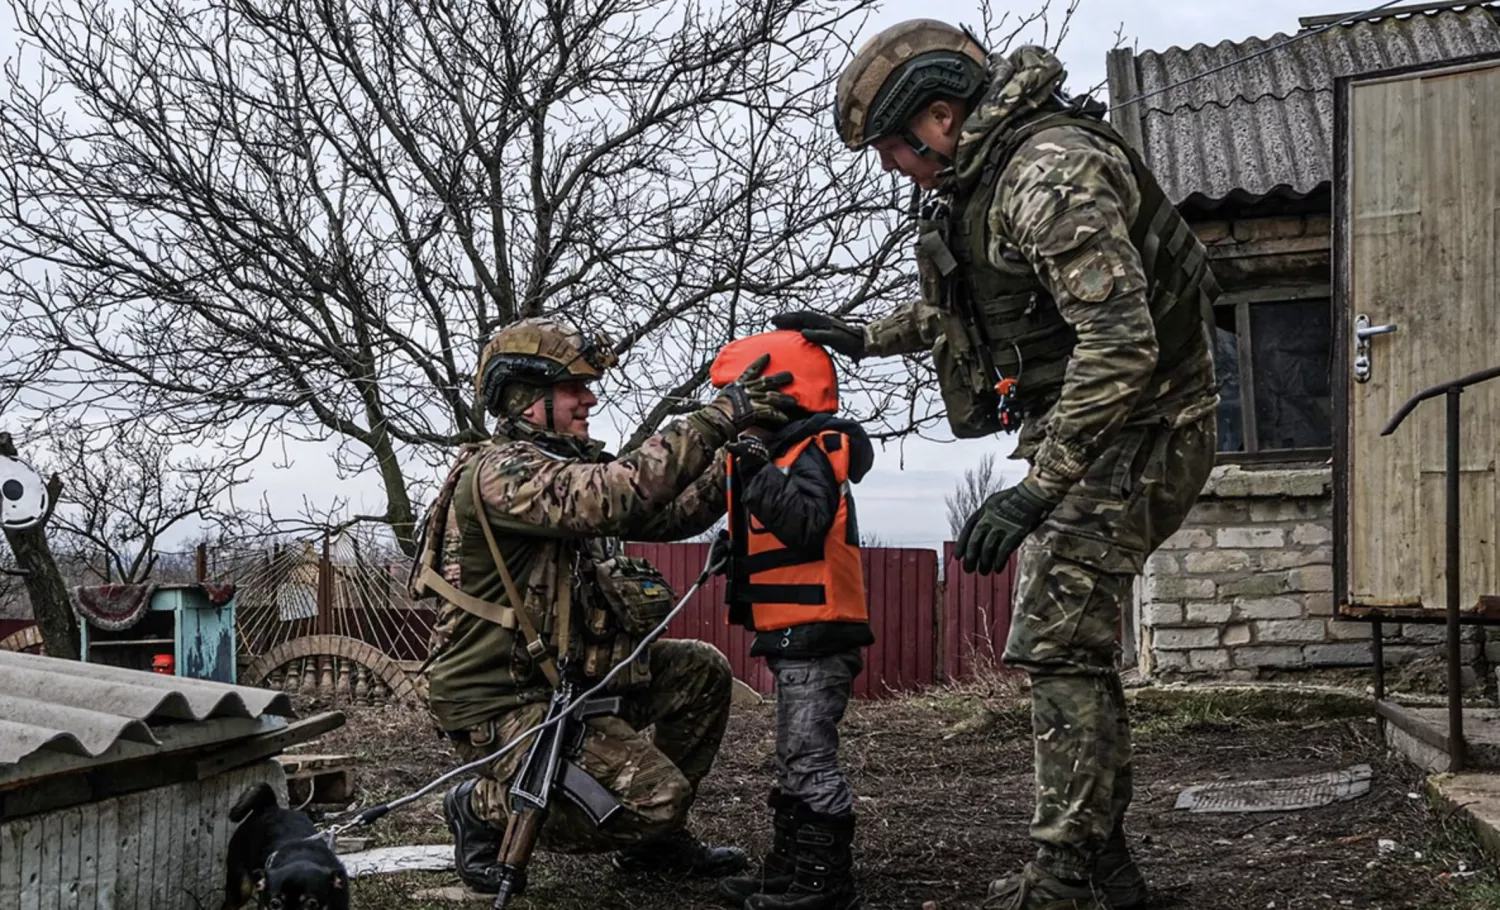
[1107,4,1500,208]
[0,649,293,767]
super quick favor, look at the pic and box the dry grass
[281,677,1500,909]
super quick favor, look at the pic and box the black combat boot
[717,788,802,906]
[744,809,860,910]
[1093,825,1148,910]
[611,826,749,877]
[442,779,504,894]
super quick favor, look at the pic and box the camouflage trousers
[452,638,734,853]
[1002,413,1216,881]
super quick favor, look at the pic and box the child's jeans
[766,648,862,816]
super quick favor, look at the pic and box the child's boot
[745,807,860,910]
[718,788,802,906]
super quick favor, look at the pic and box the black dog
[222,781,349,910]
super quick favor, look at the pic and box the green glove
[770,311,866,361]
[709,352,798,430]
[956,478,1061,575]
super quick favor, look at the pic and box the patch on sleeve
[1060,248,1117,303]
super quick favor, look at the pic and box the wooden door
[1335,57,1500,618]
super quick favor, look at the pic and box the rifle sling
[470,465,563,689]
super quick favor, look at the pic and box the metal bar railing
[1379,363,1500,772]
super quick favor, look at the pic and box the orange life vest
[726,430,868,632]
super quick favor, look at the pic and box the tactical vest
[410,441,669,701]
[725,431,868,632]
[919,104,1220,438]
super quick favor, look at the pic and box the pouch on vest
[933,333,1005,438]
[592,555,677,637]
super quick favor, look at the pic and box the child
[708,330,873,910]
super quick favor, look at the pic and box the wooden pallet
[276,752,358,805]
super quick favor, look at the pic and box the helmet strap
[543,388,557,432]
[902,128,952,166]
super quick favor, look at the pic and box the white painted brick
[1155,627,1223,650]
[1288,566,1334,592]
[1291,523,1333,546]
[1304,592,1336,617]
[1146,576,1216,601]
[1186,602,1234,624]
[1151,649,1191,671]
[1304,643,1373,666]
[1183,550,1258,574]
[1327,621,1373,641]
[1235,597,1305,620]
[1217,527,1286,548]
[1161,528,1214,550]
[1232,645,1306,668]
[1188,649,1232,671]
[1219,573,1292,597]
[1261,547,1334,570]
[1143,603,1183,626]
[1148,553,1180,574]
[1253,619,1329,643]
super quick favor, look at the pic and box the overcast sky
[0,0,1333,553]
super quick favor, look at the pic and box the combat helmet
[475,316,618,424]
[834,19,987,155]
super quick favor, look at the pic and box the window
[1212,289,1333,461]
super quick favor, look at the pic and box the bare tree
[945,453,1005,539]
[0,0,1118,552]
[37,422,256,584]
[0,0,912,554]
[0,433,78,659]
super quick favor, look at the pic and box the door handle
[1353,314,1398,383]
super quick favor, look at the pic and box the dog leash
[314,546,723,840]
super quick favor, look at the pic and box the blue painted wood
[170,586,236,684]
[79,585,236,683]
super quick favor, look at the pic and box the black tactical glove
[724,435,771,478]
[708,529,731,576]
[771,311,866,361]
[956,478,1063,575]
[709,353,798,431]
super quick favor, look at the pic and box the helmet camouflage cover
[834,18,987,150]
[475,316,618,415]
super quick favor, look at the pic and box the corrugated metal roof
[0,649,293,767]
[1107,3,1500,208]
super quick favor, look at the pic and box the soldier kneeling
[413,317,803,894]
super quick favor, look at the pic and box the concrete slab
[1377,702,1500,772]
[1427,772,1500,861]
[340,844,454,878]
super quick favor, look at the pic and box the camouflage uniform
[415,317,798,892]
[788,25,1220,909]
[426,416,736,850]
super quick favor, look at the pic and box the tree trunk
[0,433,80,660]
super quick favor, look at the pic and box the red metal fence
[3,544,1018,699]
[627,542,1015,699]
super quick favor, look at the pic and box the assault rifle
[491,672,624,908]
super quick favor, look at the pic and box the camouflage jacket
[865,46,1218,497]
[425,411,731,732]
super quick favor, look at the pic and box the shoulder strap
[469,461,562,689]
[415,565,517,630]
[812,432,851,483]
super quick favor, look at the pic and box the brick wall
[1137,465,1479,679]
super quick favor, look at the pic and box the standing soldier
[412,317,802,894]
[775,20,1220,910]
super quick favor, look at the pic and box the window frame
[1213,284,1334,466]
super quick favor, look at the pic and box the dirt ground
[293,681,1500,910]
